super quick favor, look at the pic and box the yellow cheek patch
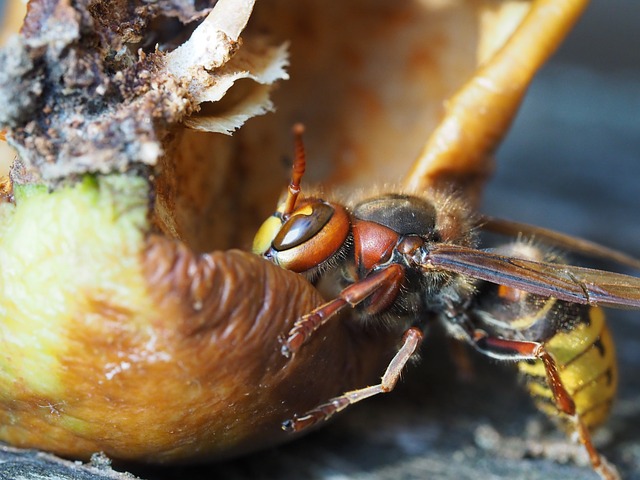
[252,215,283,254]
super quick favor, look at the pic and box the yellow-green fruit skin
[0,176,156,455]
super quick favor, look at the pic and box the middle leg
[282,326,424,432]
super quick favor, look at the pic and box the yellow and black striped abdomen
[518,306,617,429]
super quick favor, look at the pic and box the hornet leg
[283,327,424,432]
[470,332,619,480]
[282,264,405,357]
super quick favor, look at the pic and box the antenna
[282,123,306,218]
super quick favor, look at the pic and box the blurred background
[0,1,638,479]
[487,0,640,254]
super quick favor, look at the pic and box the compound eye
[263,201,350,273]
[273,203,334,251]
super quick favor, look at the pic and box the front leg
[282,264,405,357]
